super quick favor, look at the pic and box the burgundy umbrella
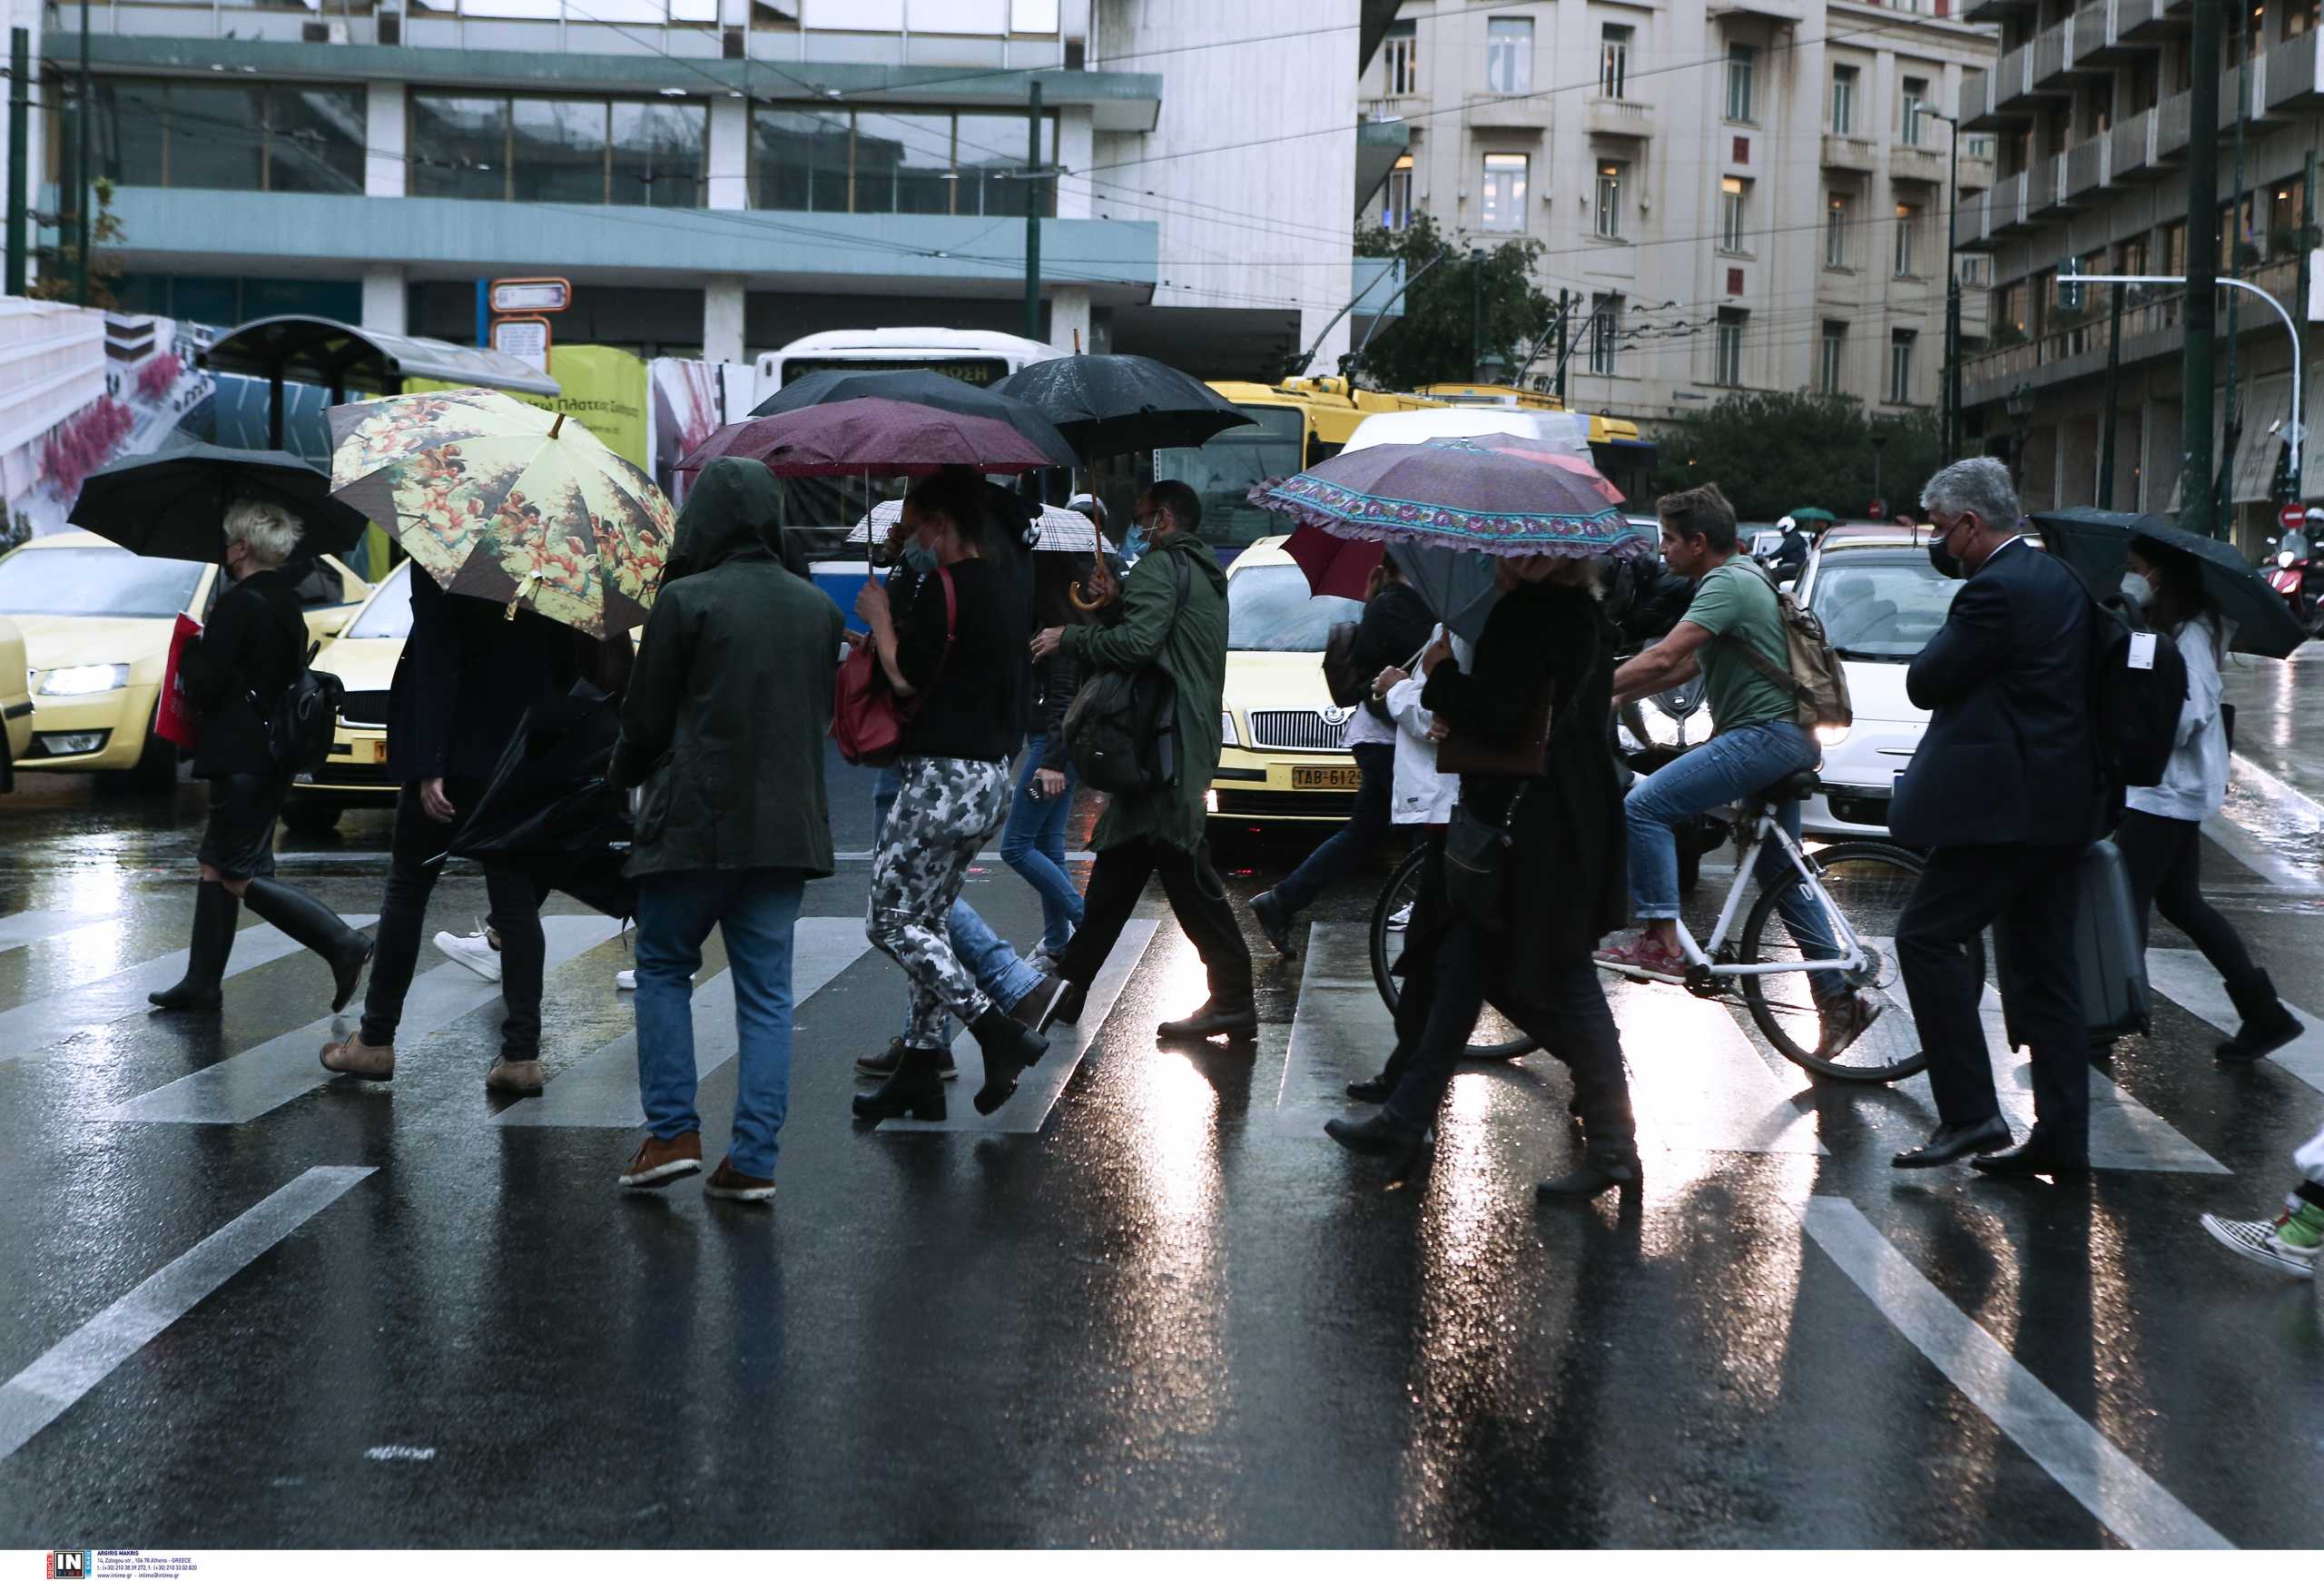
[1283,522,1384,601]
[675,397,1059,477]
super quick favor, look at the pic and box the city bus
[753,327,1059,402]
[1414,381,1659,505]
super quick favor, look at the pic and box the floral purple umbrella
[1248,433,1648,559]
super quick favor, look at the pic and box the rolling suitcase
[1997,839,2151,1048]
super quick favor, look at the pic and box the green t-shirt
[1684,560,1796,731]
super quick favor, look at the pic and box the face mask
[2119,571,2154,610]
[901,541,938,576]
[1927,536,1965,580]
[1121,524,1150,559]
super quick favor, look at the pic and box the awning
[2229,378,2292,505]
[201,317,562,400]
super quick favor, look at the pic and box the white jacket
[1382,625,1463,825]
[2126,613,2233,824]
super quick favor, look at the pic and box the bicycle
[1590,767,1961,1083]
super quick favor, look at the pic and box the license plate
[1291,766,1362,790]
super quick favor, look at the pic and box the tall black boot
[240,876,373,1013]
[853,1043,948,1122]
[2220,970,2302,1064]
[149,881,241,1011]
[970,1006,1048,1115]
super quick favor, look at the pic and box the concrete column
[1049,284,1092,354]
[361,264,408,335]
[1055,109,1094,221]
[707,97,749,212]
[704,276,746,365]
[366,82,407,199]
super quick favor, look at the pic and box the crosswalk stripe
[495,919,873,1128]
[2142,949,2324,1097]
[0,1165,375,1462]
[1799,1198,2233,1550]
[103,916,624,1125]
[882,919,1160,1136]
[0,910,118,954]
[0,914,380,1069]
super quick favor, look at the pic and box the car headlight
[39,663,130,697]
[1815,723,1852,746]
[1221,711,1239,747]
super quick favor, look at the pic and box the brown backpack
[1722,558,1854,731]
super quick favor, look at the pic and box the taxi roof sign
[490,278,572,314]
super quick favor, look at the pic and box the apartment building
[1955,0,2324,547]
[1360,0,1998,435]
[23,0,1401,377]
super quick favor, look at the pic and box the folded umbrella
[72,440,373,561]
[751,369,1078,469]
[2032,506,2309,658]
[1249,434,1646,559]
[994,353,1254,459]
[442,686,635,920]
[675,398,1058,477]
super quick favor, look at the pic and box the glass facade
[409,93,706,205]
[751,107,1058,216]
[68,78,363,195]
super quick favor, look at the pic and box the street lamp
[1916,104,1963,459]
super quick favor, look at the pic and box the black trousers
[1896,841,2088,1151]
[1057,834,1253,1004]
[359,776,547,1055]
[1383,916,1635,1146]
[2112,809,2261,990]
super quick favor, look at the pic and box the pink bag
[831,567,954,767]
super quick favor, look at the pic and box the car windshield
[343,563,414,640]
[1154,405,1305,554]
[1808,548,1962,659]
[1227,564,1358,652]
[0,546,204,619]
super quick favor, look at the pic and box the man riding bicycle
[1596,482,1881,1061]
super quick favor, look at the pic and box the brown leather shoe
[619,1131,702,1189]
[320,1033,395,1082]
[485,1056,546,1094]
[704,1157,775,1202]
[1009,973,1073,1032]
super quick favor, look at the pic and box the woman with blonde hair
[150,499,372,1013]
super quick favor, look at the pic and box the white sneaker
[2201,1211,2320,1280]
[433,924,501,983]
[616,969,696,992]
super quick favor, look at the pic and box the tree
[1654,390,1945,522]
[31,177,126,311]
[1348,213,1554,390]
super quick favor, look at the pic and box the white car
[1794,526,1962,839]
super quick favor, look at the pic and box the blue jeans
[1000,734,1083,954]
[873,766,1040,1040]
[1623,719,1846,1006]
[1270,741,1394,916]
[635,869,804,1179]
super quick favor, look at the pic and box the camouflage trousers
[867,755,1014,1049]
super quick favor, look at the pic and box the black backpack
[251,639,345,776]
[1062,551,1189,796]
[2078,578,2187,792]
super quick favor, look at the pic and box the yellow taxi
[0,616,34,774]
[1209,535,1365,825]
[283,559,412,834]
[0,531,369,788]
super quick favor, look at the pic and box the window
[73,78,364,195]
[1889,329,1916,403]
[1598,25,1630,100]
[1832,64,1859,135]
[1894,203,1920,276]
[1901,76,1929,145]
[1489,18,1534,95]
[854,113,956,215]
[1727,44,1757,123]
[746,107,1058,216]
[1384,20,1420,96]
[1383,154,1414,230]
[1826,192,1851,269]
[1481,153,1528,232]
[1960,253,1993,288]
[1594,162,1624,240]
[1820,321,1846,395]
[1715,309,1746,387]
[410,93,706,205]
[1719,177,1748,252]
[1589,292,1621,377]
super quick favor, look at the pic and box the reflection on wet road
[0,735,2319,1548]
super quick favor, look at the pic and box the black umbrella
[2031,507,2309,658]
[69,440,373,562]
[747,369,1078,468]
[994,353,1254,460]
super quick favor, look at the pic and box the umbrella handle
[1068,509,1118,613]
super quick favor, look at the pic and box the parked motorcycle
[2262,535,2324,635]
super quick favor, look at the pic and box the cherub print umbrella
[328,387,675,638]
[1248,433,1648,559]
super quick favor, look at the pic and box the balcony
[2263,31,2324,114]
[1959,149,1996,193]
[1970,48,2040,128]
[2027,152,2069,216]
[2110,107,2157,182]
[1959,0,2037,19]
[2062,136,2109,202]
[1821,134,1879,174]
[2118,0,2194,39]
[1470,92,1555,132]
[2067,0,2129,65]
[1586,97,1654,141]
[1890,141,1946,186]
[1704,0,1808,21]
[2153,91,2191,162]
[2225,53,2291,131]
[2031,22,2070,88]
[1984,170,2034,241]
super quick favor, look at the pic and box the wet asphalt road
[2,697,2322,1549]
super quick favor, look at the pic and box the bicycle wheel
[1737,839,1974,1083]
[1370,844,1541,1062]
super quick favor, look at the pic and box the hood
[1155,530,1230,597]
[310,634,405,691]
[1838,656,1921,723]
[662,458,782,587]
[13,614,177,678]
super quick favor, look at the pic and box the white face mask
[2119,570,2154,610]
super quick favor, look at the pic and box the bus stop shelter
[198,317,562,448]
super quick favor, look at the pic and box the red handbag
[832,565,955,767]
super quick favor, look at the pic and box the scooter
[2263,538,2323,634]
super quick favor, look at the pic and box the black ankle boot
[1535,1141,1643,1201]
[149,881,241,1011]
[1324,1110,1427,1169]
[240,876,373,1013]
[2221,971,2302,1064]
[1157,993,1258,1042]
[854,1043,948,1122]
[970,1006,1048,1116]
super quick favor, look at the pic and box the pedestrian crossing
[0,908,117,954]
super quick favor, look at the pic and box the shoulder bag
[1437,628,1600,931]
[832,565,955,767]
[1064,551,1191,795]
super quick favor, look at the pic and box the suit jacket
[388,563,578,784]
[1889,538,2101,847]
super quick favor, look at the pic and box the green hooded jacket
[1062,530,1230,852]
[610,457,847,879]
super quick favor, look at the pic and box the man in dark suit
[322,566,577,1092]
[1890,458,2102,1177]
